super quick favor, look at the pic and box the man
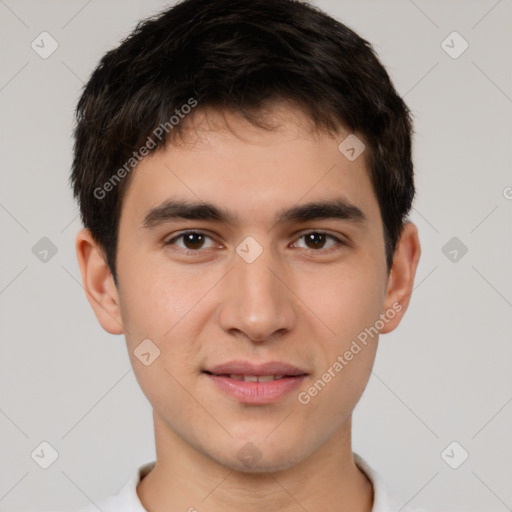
[72,0,421,510]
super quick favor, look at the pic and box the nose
[217,241,298,343]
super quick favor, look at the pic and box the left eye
[164,231,343,252]
[292,232,342,251]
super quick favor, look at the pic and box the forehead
[119,105,381,230]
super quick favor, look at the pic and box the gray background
[0,0,511,510]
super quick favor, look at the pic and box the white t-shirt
[77,453,422,512]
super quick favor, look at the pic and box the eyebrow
[141,197,366,229]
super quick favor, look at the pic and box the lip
[204,360,308,377]
[203,360,309,405]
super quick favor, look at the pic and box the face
[77,104,420,473]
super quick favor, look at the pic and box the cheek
[295,260,387,345]
[294,261,385,405]
[117,259,224,393]
[118,269,209,422]
[118,255,213,338]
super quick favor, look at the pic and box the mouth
[202,361,309,404]
[203,360,309,377]
[204,373,293,382]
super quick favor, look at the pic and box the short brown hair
[70,0,414,284]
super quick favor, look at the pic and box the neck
[137,411,373,512]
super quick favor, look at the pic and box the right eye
[163,231,219,253]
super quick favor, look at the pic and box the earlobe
[380,222,421,334]
[75,228,125,335]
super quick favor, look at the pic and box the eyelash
[163,230,347,255]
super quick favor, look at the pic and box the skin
[76,103,420,512]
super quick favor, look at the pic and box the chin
[228,453,299,474]
[209,437,309,474]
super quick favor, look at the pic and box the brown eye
[182,232,206,249]
[292,231,345,252]
[304,232,327,249]
[164,231,215,251]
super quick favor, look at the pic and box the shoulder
[354,453,427,512]
[74,461,156,512]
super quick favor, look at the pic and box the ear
[380,222,421,334]
[75,228,124,335]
